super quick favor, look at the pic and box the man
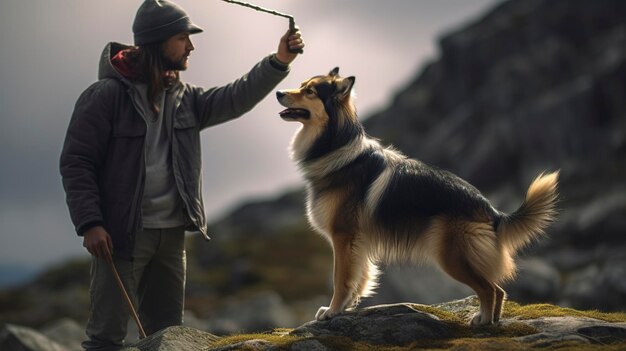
[59,1,304,349]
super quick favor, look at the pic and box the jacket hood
[98,42,135,83]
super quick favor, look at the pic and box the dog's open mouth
[279,108,310,120]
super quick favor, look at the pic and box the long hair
[125,43,180,114]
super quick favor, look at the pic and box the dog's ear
[336,76,355,98]
[329,67,340,77]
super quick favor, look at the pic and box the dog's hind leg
[438,222,500,325]
[316,233,360,320]
[493,284,506,322]
[441,255,497,325]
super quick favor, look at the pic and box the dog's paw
[315,306,337,321]
[469,313,494,326]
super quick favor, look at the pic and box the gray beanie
[133,0,203,46]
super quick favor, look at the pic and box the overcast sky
[0,0,499,275]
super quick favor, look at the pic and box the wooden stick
[221,0,292,19]
[220,0,303,53]
[109,260,147,339]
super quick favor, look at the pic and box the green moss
[410,303,539,339]
[409,304,465,323]
[409,337,528,351]
[316,336,410,351]
[206,301,626,350]
[503,301,626,323]
[208,330,300,349]
[210,333,404,351]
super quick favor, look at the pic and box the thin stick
[109,260,147,339]
[220,0,303,53]
[220,0,293,19]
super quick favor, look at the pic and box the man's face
[162,32,194,71]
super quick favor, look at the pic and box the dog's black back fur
[375,160,500,233]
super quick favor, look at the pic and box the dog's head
[277,67,363,163]
[276,67,356,126]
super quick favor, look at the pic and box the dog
[276,67,558,325]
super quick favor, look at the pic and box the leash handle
[289,17,304,54]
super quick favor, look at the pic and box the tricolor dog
[276,67,558,325]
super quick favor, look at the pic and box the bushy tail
[497,171,559,254]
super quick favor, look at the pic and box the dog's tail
[496,171,559,254]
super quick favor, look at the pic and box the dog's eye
[304,88,316,95]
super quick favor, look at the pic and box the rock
[208,291,297,334]
[211,339,274,351]
[181,309,209,331]
[288,339,329,351]
[360,0,626,312]
[124,326,218,351]
[505,258,560,304]
[291,303,454,346]
[6,297,626,350]
[432,295,480,316]
[363,265,473,307]
[40,318,84,351]
[513,331,591,346]
[0,324,69,351]
[512,316,626,346]
[293,298,626,349]
[562,254,626,311]
[577,325,626,344]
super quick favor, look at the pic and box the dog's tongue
[279,108,309,118]
[279,109,292,116]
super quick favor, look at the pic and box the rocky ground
[3,296,625,351]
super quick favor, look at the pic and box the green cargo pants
[82,227,186,351]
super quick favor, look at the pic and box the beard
[162,54,188,71]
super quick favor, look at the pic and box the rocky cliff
[365,0,626,311]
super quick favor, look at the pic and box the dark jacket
[60,42,289,258]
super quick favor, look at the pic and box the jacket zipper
[126,87,147,237]
[171,86,210,241]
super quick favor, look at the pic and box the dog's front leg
[316,234,357,320]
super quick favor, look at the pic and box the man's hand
[276,26,305,65]
[83,226,114,263]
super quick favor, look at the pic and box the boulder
[0,324,69,351]
[505,258,560,304]
[123,325,218,351]
[207,291,297,335]
[40,318,84,351]
[291,303,454,346]
[513,316,626,346]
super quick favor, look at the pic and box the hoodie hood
[98,42,135,83]
[98,41,182,90]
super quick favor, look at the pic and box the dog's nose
[276,91,285,99]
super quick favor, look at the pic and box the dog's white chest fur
[305,185,337,238]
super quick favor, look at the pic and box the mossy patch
[208,331,298,349]
[409,304,465,323]
[206,301,626,350]
[503,300,626,323]
[410,303,539,339]
[407,337,528,351]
